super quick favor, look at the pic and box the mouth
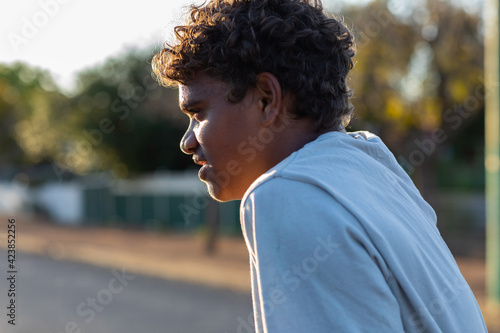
[193,156,207,166]
[193,156,209,180]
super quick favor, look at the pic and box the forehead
[178,75,228,106]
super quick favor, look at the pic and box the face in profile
[178,74,268,202]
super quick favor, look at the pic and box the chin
[205,182,242,202]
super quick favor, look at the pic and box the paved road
[0,251,253,333]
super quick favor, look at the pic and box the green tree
[344,0,484,200]
[70,49,192,177]
[0,63,74,167]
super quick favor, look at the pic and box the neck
[263,118,322,170]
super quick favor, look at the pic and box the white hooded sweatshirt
[240,131,487,333]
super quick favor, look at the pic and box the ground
[1,214,498,331]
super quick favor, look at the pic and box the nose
[180,120,198,155]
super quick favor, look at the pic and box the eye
[190,109,205,120]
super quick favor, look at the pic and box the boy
[153,0,487,331]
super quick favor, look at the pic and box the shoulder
[242,176,333,211]
[240,176,360,244]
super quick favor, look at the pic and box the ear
[254,72,282,127]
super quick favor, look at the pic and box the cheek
[195,120,229,157]
[194,120,209,145]
[196,114,252,161]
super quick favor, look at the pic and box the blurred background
[0,0,498,332]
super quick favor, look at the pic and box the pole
[485,0,500,312]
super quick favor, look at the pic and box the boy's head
[154,0,355,132]
[153,0,356,201]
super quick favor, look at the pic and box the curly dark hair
[152,0,356,132]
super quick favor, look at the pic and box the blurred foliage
[437,111,485,190]
[0,63,74,165]
[344,0,484,194]
[71,49,191,177]
[0,50,192,181]
[0,0,485,193]
[346,0,483,134]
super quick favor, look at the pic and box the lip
[198,164,208,180]
[193,156,207,166]
[193,156,208,180]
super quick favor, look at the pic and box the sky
[1,0,206,93]
[0,0,479,94]
[0,0,379,93]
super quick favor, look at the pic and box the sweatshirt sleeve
[241,177,405,333]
